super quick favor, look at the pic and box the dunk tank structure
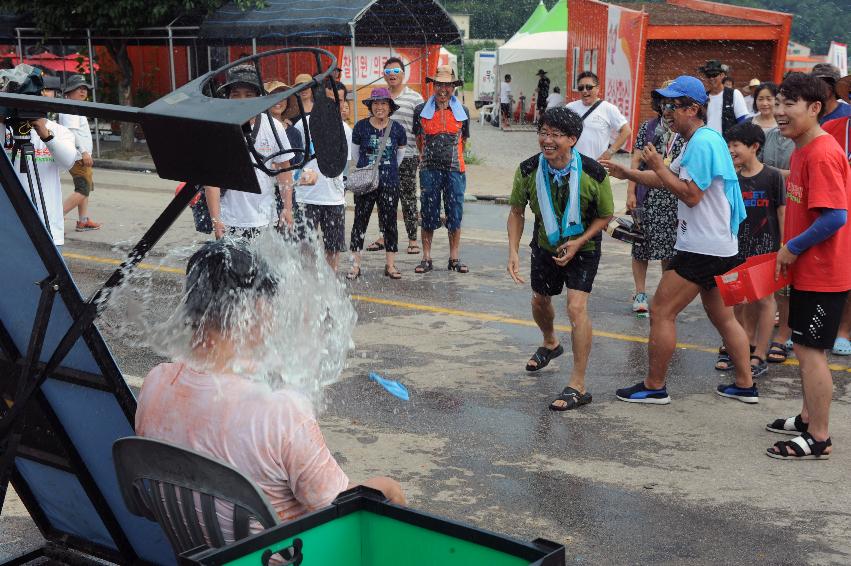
[0,48,564,565]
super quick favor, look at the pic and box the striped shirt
[393,86,424,158]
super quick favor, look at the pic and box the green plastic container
[182,487,564,566]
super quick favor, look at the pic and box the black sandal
[715,347,734,371]
[750,355,767,378]
[448,258,469,273]
[766,414,808,436]
[767,432,831,460]
[549,386,592,411]
[526,344,564,372]
[384,265,402,280]
[414,259,433,274]
[767,341,788,363]
[366,240,385,252]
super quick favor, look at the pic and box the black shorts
[666,251,741,290]
[500,102,511,116]
[530,244,600,296]
[296,203,346,252]
[789,288,849,349]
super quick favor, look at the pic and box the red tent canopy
[0,52,98,74]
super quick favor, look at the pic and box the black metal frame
[0,47,340,565]
[181,487,566,566]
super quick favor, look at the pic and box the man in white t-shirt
[601,75,756,406]
[500,74,514,125]
[699,60,749,136]
[565,71,631,161]
[294,87,351,270]
[205,66,302,240]
[3,114,76,249]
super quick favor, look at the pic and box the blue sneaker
[716,383,759,404]
[616,381,670,404]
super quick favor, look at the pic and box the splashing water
[106,229,357,409]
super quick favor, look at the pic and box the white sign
[474,51,496,103]
[604,6,635,128]
[339,47,409,86]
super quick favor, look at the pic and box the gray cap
[63,74,92,93]
[42,75,61,91]
[811,63,841,82]
[217,64,262,96]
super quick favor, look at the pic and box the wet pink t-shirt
[135,363,349,526]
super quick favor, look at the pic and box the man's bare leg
[645,270,701,389]
[565,289,591,393]
[421,229,434,261]
[701,287,753,388]
[448,228,461,261]
[529,293,558,370]
[795,344,833,445]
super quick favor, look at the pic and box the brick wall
[638,40,776,123]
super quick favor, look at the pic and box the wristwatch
[39,129,54,143]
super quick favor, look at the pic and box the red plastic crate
[715,252,790,306]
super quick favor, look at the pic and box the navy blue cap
[654,75,707,105]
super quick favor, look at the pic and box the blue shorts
[420,169,466,232]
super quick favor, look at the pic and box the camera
[0,64,48,123]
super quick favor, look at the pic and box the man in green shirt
[507,107,614,411]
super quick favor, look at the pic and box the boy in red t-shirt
[767,73,851,460]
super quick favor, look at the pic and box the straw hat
[836,75,851,103]
[264,80,289,94]
[426,65,463,87]
[293,73,314,85]
[743,78,761,94]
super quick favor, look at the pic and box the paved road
[3,168,851,565]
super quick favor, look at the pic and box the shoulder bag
[347,122,393,196]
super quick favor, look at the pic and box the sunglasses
[577,84,597,92]
[662,102,692,112]
[703,72,720,78]
[384,68,403,75]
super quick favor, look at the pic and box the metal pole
[252,38,257,55]
[207,45,212,74]
[459,39,465,104]
[167,26,176,91]
[16,29,22,62]
[349,22,358,123]
[86,29,101,158]
[187,44,192,80]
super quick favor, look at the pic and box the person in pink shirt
[136,239,404,535]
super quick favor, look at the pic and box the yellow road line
[63,251,851,374]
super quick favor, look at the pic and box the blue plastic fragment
[369,372,409,401]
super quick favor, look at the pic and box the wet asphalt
[4,190,851,565]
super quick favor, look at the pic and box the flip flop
[406,243,420,254]
[526,344,564,372]
[366,241,385,252]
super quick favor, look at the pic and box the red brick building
[566,0,792,137]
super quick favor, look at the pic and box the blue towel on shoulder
[419,95,468,121]
[680,127,747,236]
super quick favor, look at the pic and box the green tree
[0,0,259,149]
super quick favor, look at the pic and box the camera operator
[2,99,75,250]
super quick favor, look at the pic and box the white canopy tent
[496,0,567,122]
